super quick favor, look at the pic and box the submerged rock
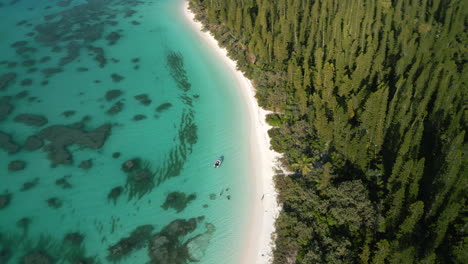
[79,159,93,169]
[121,158,158,199]
[20,78,33,86]
[16,90,29,99]
[8,160,26,171]
[106,31,121,45]
[11,40,28,47]
[20,178,40,191]
[17,217,31,232]
[106,101,124,115]
[110,73,124,82]
[185,223,216,262]
[14,114,48,126]
[20,251,53,264]
[133,114,146,121]
[64,232,85,245]
[105,89,123,101]
[107,225,154,261]
[37,123,111,166]
[46,197,63,209]
[161,192,196,213]
[134,94,151,106]
[0,96,14,121]
[62,110,76,117]
[41,67,63,77]
[107,186,123,205]
[55,175,72,189]
[23,135,44,151]
[156,102,172,113]
[148,217,203,264]
[0,131,20,154]
[0,193,12,210]
[0,72,17,91]
[122,158,140,172]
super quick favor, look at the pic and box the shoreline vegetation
[188,0,466,264]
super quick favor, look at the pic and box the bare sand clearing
[181,1,281,263]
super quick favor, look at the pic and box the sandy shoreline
[181,1,281,264]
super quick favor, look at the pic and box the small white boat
[213,157,222,168]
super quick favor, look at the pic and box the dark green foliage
[189,0,467,263]
[265,113,283,127]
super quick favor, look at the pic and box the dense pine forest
[188,0,466,263]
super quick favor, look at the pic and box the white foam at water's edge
[181,1,282,263]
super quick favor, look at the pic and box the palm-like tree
[291,155,315,175]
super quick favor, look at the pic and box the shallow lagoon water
[0,0,252,263]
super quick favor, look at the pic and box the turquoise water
[0,0,253,263]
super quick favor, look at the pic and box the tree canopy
[189,0,467,262]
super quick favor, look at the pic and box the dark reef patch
[42,67,63,77]
[77,67,89,72]
[131,20,140,25]
[27,67,38,73]
[46,197,63,209]
[156,102,172,112]
[64,232,84,245]
[8,160,26,171]
[17,217,31,232]
[105,31,121,45]
[16,46,37,55]
[87,46,107,68]
[20,178,40,191]
[79,159,93,169]
[0,193,12,210]
[122,158,156,199]
[167,52,191,92]
[10,40,28,47]
[22,59,36,67]
[14,114,48,126]
[24,135,44,151]
[37,123,112,166]
[20,251,54,264]
[7,62,17,68]
[15,90,29,99]
[105,89,123,101]
[39,56,51,63]
[20,78,33,86]
[106,101,124,115]
[59,41,81,66]
[161,192,196,213]
[40,80,49,86]
[62,110,76,117]
[111,73,124,83]
[131,58,140,63]
[0,72,17,91]
[55,175,72,189]
[107,225,154,262]
[133,114,146,121]
[134,94,151,106]
[0,131,20,153]
[0,97,14,120]
[112,152,121,159]
[148,217,205,264]
[108,186,123,204]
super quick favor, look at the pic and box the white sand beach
[181,1,281,263]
